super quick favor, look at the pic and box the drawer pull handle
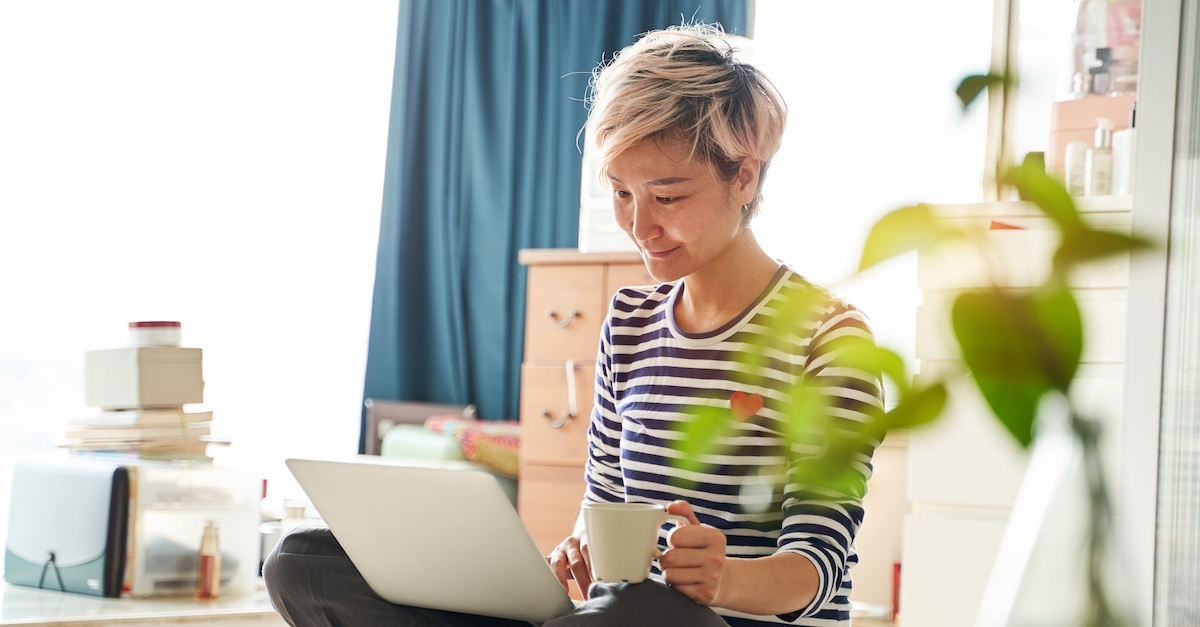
[540,360,580,429]
[546,309,580,329]
[540,409,575,429]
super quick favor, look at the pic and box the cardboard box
[84,347,204,410]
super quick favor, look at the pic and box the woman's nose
[628,198,658,242]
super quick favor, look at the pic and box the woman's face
[607,136,758,282]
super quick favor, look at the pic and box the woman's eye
[656,196,676,204]
[613,190,631,200]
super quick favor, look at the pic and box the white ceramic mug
[581,501,689,584]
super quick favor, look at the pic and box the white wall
[751,0,994,614]
[0,0,400,553]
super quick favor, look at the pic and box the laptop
[286,456,576,623]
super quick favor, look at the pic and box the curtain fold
[361,0,750,451]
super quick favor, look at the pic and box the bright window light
[0,1,400,551]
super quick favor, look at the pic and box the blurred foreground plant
[676,74,1152,626]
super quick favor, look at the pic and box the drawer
[517,463,588,599]
[907,368,1125,509]
[906,375,1031,509]
[525,264,606,362]
[901,513,1007,627]
[604,262,656,302]
[520,363,592,466]
[915,287,1128,364]
[919,226,1131,290]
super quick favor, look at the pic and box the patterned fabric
[585,265,884,626]
[424,416,521,478]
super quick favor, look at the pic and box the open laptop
[286,456,576,623]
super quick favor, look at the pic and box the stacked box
[84,347,204,410]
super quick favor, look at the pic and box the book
[72,409,213,427]
[63,423,212,443]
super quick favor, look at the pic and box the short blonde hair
[586,23,787,220]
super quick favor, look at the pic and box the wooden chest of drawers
[516,249,650,596]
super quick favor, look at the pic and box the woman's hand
[546,531,592,594]
[659,500,728,606]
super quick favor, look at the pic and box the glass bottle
[195,520,221,600]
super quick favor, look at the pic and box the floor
[0,583,286,626]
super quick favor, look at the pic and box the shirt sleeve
[776,304,884,621]
[584,307,627,503]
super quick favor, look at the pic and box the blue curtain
[361,0,750,450]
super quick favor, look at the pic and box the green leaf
[955,72,1007,110]
[951,287,1083,447]
[675,403,735,476]
[1031,285,1084,389]
[781,383,830,448]
[1053,228,1155,277]
[858,204,951,272]
[884,382,948,431]
[832,342,910,395]
[1001,157,1082,232]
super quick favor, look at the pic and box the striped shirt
[584,265,883,626]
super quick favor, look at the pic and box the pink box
[1046,94,1135,179]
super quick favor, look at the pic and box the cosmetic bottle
[196,520,221,600]
[1085,117,1114,196]
[1064,140,1089,196]
[1089,48,1113,96]
[1112,102,1137,195]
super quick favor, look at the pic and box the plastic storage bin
[124,462,261,597]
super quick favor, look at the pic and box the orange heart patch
[730,391,763,421]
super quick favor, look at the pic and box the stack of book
[63,408,221,461]
[63,322,226,461]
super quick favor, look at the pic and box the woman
[543,23,883,627]
[265,23,881,627]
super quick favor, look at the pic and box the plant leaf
[833,342,911,395]
[1031,284,1084,390]
[675,403,735,476]
[1053,227,1155,277]
[956,72,1007,110]
[858,204,951,272]
[951,288,1082,447]
[1001,156,1082,232]
[884,382,948,431]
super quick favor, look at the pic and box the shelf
[0,583,284,626]
[930,195,1133,219]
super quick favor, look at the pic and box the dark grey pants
[263,526,729,627]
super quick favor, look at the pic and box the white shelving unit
[899,196,1133,626]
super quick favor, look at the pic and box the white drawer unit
[900,197,1132,626]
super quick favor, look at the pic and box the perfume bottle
[196,520,221,600]
[1085,117,1114,196]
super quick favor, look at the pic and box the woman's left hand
[658,500,727,606]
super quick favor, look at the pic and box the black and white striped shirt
[584,265,883,626]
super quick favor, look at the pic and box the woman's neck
[673,230,780,334]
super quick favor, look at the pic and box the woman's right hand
[546,531,592,594]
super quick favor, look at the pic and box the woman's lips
[642,246,677,259]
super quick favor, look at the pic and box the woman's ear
[736,159,761,206]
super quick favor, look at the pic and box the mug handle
[661,514,691,549]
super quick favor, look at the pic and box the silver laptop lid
[286,456,575,623]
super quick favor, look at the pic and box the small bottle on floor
[196,520,221,600]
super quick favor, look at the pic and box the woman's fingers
[658,510,726,606]
[547,546,570,591]
[548,534,589,592]
[566,536,592,593]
